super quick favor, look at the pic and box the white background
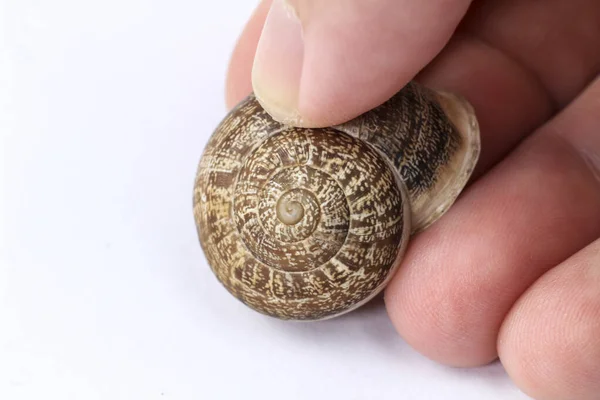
[2,1,532,399]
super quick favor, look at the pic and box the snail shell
[193,81,480,321]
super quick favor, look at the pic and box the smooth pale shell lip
[410,90,481,234]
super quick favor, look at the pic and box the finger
[498,238,600,400]
[251,0,473,127]
[415,35,553,178]
[225,0,272,109]
[225,12,553,180]
[383,0,600,362]
[225,1,600,179]
[461,0,600,108]
[385,75,600,366]
[419,0,600,176]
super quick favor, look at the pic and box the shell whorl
[194,97,410,320]
[193,81,480,321]
[334,81,480,232]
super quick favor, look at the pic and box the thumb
[251,0,473,127]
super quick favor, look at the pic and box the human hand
[223,1,600,399]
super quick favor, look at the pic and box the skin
[223,1,600,399]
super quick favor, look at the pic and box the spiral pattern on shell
[193,96,411,320]
[194,82,481,321]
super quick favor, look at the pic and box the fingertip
[251,0,472,127]
[251,0,305,124]
[383,223,501,368]
[498,240,600,400]
[225,0,272,110]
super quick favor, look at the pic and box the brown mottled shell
[193,81,480,321]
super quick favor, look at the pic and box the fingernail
[252,0,305,125]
